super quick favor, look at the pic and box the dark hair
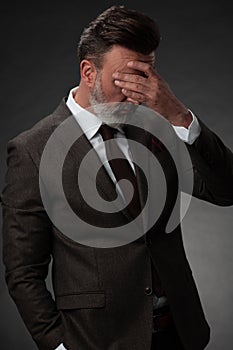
[77,5,160,68]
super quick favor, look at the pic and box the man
[1,5,233,350]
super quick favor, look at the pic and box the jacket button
[144,287,152,295]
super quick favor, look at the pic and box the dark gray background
[1,0,232,349]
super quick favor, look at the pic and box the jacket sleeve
[1,137,63,350]
[185,118,233,206]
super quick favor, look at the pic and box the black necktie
[99,124,141,220]
[99,124,165,297]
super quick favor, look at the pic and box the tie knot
[99,124,116,141]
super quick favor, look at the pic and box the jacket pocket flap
[56,292,106,310]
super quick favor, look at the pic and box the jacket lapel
[52,99,131,221]
[124,125,150,230]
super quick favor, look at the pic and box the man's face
[89,45,155,124]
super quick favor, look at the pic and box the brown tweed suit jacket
[1,100,233,350]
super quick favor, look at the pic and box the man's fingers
[114,79,145,94]
[127,60,156,77]
[112,72,146,84]
[121,88,144,102]
[112,60,161,106]
[126,97,140,105]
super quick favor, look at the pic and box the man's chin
[89,101,138,128]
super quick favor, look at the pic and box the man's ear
[80,60,97,88]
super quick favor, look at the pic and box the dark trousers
[151,324,185,349]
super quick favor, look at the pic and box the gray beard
[89,74,137,128]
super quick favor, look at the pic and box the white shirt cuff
[55,344,67,350]
[172,109,201,144]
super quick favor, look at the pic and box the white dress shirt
[54,87,201,350]
[67,86,200,186]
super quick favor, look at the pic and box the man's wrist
[170,109,193,128]
[172,110,201,144]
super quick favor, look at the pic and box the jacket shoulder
[11,99,70,142]
[6,99,72,167]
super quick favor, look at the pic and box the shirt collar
[66,86,125,139]
[66,86,102,140]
